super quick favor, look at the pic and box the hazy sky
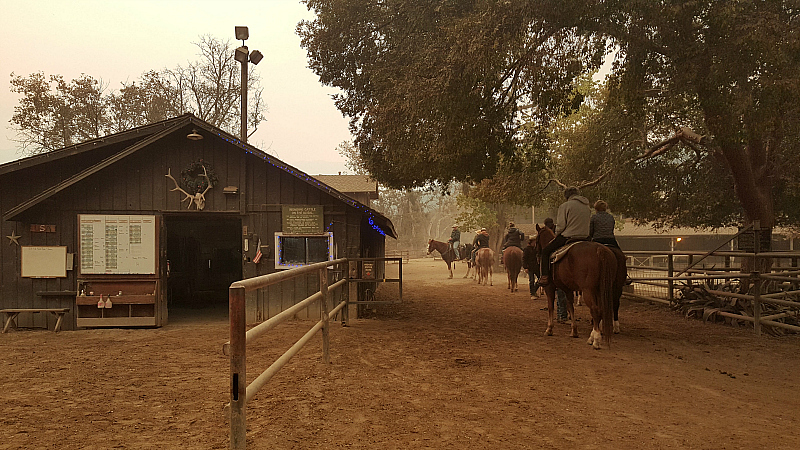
[0,0,351,175]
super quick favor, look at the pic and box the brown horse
[502,246,523,292]
[427,239,456,278]
[475,247,494,286]
[534,224,617,349]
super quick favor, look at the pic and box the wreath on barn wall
[180,159,219,194]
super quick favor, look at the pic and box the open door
[165,215,242,318]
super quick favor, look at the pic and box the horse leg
[488,266,493,286]
[613,290,621,334]
[584,293,603,350]
[544,284,556,336]
[447,262,453,279]
[564,290,578,338]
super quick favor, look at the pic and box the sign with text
[282,206,323,234]
[79,215,157,274]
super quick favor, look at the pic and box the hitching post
[229,285,246,449]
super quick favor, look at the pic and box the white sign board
[21,246,68,278]
[79,215,157,274]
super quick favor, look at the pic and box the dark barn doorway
[165,215,242,312]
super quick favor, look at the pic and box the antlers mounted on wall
[165,165,212,210]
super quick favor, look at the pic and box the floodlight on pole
[234,26,262,143]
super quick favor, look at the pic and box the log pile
[673,281,800,336]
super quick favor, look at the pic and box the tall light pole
[234,26,263,143]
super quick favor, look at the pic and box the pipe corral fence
[224,257,402,449]
[625,249,800,335]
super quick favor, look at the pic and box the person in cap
[448,225,461,259]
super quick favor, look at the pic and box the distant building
[315,174,379,207]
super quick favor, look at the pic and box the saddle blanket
[549,241,584,264]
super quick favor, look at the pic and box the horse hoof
[586,336,594,345]
[613,321,620,334]
[592,341,602,350]
[545,328,553,336]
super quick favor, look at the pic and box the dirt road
[1,258,798,449]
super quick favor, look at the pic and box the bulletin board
[21,246,68,278]
[79,215,157,275]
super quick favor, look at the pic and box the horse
[534,224,617,349]
[475,247,494,286]
[427,239,457,279]
[502,246,523,292]
[461,243,476,278]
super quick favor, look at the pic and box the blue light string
[218,131,387,236]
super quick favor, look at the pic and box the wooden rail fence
[224,257,403,449]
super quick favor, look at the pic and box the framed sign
[79,215,157,274]
[282,205,323,234]
[21,246,68,278]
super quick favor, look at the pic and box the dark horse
[427,239,457,278]
[502,246,524,292]
[534,224,619,349]
[460,243,476,278]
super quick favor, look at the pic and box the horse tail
[598,246,615,345]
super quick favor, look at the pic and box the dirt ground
[2,258,799,449]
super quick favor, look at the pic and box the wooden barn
[0,114,396,331]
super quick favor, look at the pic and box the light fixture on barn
[186,129,203,141]
[234,26,262,143]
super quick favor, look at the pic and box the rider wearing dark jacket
[471,228,490,263]
[475,229,490,248]
[502,222,525,249]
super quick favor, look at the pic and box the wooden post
[752,271,762,337]
[668,254,674,303]
[399,258,403,302]
[320,267,330,364]
[348,260,358,321]
[229,285,246,450]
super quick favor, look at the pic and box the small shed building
[314,175,379,208]
[0,114,396,331]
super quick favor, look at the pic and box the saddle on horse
[539,238,590,286]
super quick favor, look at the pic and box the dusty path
[1,258,799,449]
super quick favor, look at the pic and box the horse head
[427,239,434,255]
[534,223,555,256]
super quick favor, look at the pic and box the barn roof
[0,114,396,238]
[314,175,379,200]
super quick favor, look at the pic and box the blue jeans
[451,240,460,259]
[556,289,568,320]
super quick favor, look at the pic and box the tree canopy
[299,0,800,229]
[9,36,265,156]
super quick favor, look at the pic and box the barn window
[274,232,334,269]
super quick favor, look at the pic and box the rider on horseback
[538,186,591,286]
[448,225,461,259]
[501,222,525,263]
[472,228,489,264]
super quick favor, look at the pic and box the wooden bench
[1,308,70,333]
